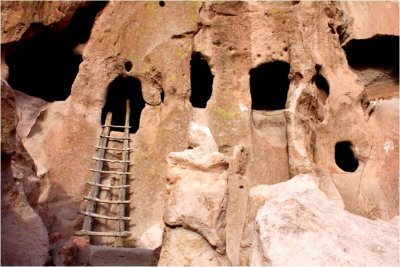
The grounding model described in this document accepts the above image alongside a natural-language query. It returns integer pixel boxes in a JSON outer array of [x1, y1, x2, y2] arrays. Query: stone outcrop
[[1, 81, 49, 266], [240, 174, 398, 266], [1, 1, 398, 266], [162, 121, 229, 258]]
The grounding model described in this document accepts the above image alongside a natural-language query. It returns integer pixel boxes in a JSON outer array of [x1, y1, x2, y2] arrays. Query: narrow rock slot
[[343, 35, 399, 100], [249, 61, 290, 111], [335, 141, 359, 172], [101, 76, 145, 133], [313, 64, 330, 104], [190, 53, 213, 108], [5, 2, 107, 102]]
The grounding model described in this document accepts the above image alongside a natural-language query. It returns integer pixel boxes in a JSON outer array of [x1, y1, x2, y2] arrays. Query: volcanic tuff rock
[[240, 174, 399, 266], [163, 121, 229, 254], [1, 1, 399, 266], [1, 81, 49, 266]]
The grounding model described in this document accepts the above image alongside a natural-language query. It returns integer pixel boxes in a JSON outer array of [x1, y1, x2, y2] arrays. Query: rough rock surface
[[138, 224, 164, 251], [1, 81, 49, 266], [158, 228, 231, 266], [163, 121, 229, 254], [1, 1, 398, 266], [240, 174, 398, 266], [1, 1, 86, 44]]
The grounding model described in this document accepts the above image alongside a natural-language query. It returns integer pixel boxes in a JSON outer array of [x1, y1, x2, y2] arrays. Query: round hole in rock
[[249, 61, 290, 110], [335, 141, 359, 172], [124, 61, 133, 72], [190, 52, 213, 108], [159, 1, 165, 7], [101, 76, 145, 133]]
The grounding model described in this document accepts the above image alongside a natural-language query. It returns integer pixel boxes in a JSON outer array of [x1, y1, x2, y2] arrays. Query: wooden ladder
[[76, 100, 131, 247]]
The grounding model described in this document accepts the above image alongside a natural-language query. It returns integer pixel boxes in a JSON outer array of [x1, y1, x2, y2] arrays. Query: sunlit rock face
[[1, 1, 398, 265]]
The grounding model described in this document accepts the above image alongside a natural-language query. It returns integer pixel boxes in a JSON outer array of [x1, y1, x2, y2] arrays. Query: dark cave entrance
[[343, 35, 399, 100], [5, 2, 107, 102], [190, 53, 213, 108], [335, 141, 359, 172], [101, 76, 145, 133], [343, 35, 399, 75], [249, 61, 290, 111]]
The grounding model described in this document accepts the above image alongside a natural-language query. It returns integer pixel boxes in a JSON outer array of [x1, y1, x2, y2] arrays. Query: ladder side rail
[[81, 112, 112, 238], [115, 99, 131, 247]]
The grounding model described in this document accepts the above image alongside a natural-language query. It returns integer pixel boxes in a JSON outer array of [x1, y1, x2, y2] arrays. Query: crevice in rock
[[160, 90, 165, 103], [5, 1, 107, 102], [101, 76, 145, 133], [249, 61, 290, 111], [343, 35, 399, 100], [335, 141, 359, 172], [190, 52, 213, 108], [312, 64, 329, 105]]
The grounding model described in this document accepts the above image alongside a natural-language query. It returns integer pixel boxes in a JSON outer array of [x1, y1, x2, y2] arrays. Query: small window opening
[[101, 76, 145, 133], [249, 61, 290, 110], [312, 65, 330, 105], [343, 35, 399, 100], [343, 35, 399, 75], [335, 141, 359, 172], [314, 65, 330, 95], [124, 61, 133, 72], [159, 1, 165, 7], [160, 90, 165, 103], [190, 53, 213, 108], [5, 2, 107, 102]]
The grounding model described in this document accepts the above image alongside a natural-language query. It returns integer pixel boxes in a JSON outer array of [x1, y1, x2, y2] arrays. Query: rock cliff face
[[1, 1, 398, 266]]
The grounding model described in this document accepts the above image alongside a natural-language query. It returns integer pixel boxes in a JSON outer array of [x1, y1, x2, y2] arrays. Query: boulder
[[1, 81, 49, 266], [240, 174, 399, 266]]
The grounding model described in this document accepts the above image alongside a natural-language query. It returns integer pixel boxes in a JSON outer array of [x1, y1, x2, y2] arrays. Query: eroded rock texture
[[1, 1, 398, 266], [240, 174, 398, 266]]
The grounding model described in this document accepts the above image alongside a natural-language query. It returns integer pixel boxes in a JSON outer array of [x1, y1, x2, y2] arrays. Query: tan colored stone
[[339, 2, 399, 41], [13, 89, 48, 141], [250, 179, 398, 266], [1, 1, 86, 44], [1, 1, 398, 265], [164, 122, 228, 253], [138, 224, 164, 250], [1, 81, 49, 266], [1, 80, 18, 155], [158, 227, 231, 266], [239, 173, 343, 265]]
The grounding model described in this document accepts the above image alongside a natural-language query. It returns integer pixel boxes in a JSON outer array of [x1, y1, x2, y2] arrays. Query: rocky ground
[[1, 1, 398, 266]]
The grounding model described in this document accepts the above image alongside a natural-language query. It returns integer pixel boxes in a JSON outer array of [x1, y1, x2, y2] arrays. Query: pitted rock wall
[[1, 1, 398, 266]]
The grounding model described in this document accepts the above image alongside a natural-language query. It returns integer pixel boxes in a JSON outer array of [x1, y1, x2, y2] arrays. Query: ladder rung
[[100, 135, 131, 141], [94, 146, 132, 151], [102, 125, 131, 129], [87, 182, 130, 188], [90, 169, 131, 175], [78, 211, 131, 221], [75, 230, 131, 237], [92, 157, 130, 163], [84, 197, 130, 204]]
